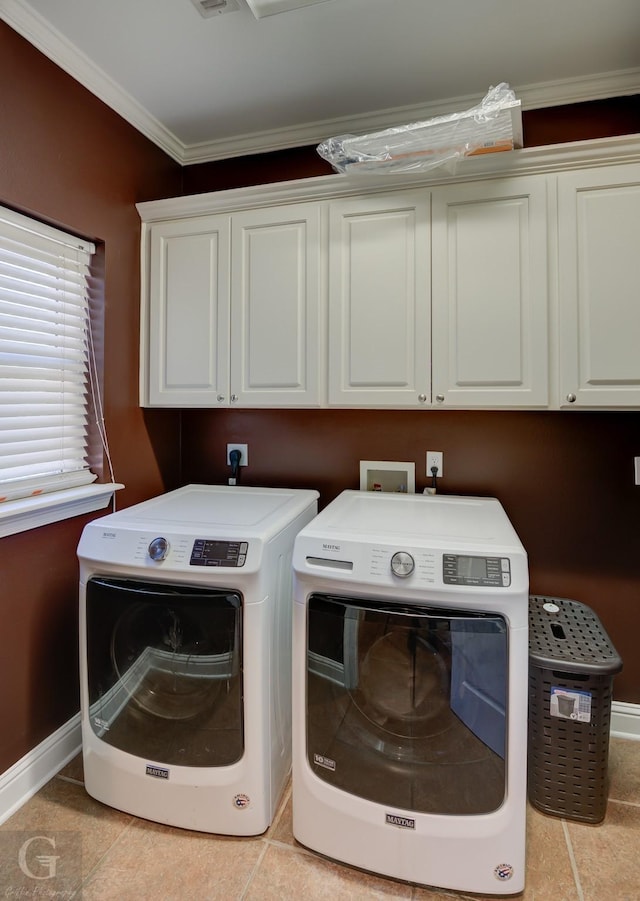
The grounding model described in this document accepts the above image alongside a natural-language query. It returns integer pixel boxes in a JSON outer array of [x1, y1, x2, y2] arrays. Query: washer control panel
[[189, 539, 248, 567], [148, 536, 170, 561], [443, 554, 511, 587], [369, 546, 437, 585], [390, 551, 415, 578]]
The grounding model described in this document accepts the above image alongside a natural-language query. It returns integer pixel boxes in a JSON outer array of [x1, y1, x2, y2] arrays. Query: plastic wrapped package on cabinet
[[317, 83, 522, 176]]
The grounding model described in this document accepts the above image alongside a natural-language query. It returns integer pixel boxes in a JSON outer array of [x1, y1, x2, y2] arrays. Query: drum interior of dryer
[[86, 577, 243, 767], [306, 594, 508, 815]]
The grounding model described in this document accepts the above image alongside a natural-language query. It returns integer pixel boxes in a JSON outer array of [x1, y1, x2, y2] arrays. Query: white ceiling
[[3, 0, 640, 165]]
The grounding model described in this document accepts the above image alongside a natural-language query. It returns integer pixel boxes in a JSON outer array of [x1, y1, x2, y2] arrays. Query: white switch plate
[[635, 457, 640, 485], [426, 451, 443, 478], [227, 443, 248, 466]]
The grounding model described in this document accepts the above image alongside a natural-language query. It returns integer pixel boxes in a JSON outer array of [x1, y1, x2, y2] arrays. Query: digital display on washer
[[190, 540, 248, 567], [443, 554, 510, 587]]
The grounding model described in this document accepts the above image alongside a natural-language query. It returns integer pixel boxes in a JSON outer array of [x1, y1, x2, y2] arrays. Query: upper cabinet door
[[558, 164, 640, 408], [431, 177, 549, 408], [147, 215, 230, 406], [328, 192, 431, 407], [230, 204, 323, 407]]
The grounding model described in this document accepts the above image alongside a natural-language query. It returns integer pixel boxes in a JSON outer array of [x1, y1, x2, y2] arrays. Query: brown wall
[[0, 23, 182, 772], [1, 17, 639, 778]]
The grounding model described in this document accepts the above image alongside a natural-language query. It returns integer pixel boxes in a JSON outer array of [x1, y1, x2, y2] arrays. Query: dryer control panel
[[190, 539, 248, 567]]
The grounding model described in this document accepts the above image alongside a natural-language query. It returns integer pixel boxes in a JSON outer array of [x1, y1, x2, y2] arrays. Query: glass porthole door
[[86, 577, 243, 767], [306, 594, 508, 815]]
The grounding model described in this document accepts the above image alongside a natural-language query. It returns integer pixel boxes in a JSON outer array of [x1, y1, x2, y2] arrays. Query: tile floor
[[1, 738, 638, 900]]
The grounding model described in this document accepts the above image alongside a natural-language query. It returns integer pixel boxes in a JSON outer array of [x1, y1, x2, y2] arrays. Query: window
[[0, 205, 120, 535]]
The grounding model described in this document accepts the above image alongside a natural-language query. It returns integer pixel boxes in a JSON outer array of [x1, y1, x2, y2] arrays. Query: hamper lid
[[529, 595, 623, 675]]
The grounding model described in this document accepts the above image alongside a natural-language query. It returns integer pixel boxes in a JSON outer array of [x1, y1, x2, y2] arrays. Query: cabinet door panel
[[148, 216, 230, 406], [558, 165, 640, 407], [432, 177, 548, 407], [329, 193, 430, 407], [231, 204, 322, 407]]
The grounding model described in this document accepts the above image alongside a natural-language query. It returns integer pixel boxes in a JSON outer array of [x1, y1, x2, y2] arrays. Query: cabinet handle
[[436, 394, 445, 404], [217, 394, 225, 403], [231, 394, 238, 403], [418, 394, 427, 404], [566, 393, 577, 404]]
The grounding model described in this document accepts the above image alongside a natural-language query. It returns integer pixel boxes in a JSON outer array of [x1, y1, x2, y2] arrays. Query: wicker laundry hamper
[[528, 595, 622, 824]]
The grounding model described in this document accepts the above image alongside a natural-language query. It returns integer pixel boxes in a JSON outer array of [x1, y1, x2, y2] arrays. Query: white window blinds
[[0, 205, 97, 503]]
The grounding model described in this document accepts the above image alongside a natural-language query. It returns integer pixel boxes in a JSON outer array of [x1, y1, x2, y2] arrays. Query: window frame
[[0, 205, 121, 537]]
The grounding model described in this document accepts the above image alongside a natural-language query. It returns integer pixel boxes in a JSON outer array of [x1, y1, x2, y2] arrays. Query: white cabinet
[[327, 180, 549, 410], [557, 164, 640, 407], [230, 205, 322, 407], [431, 177, 549, 407], [328, 192, 431, 407], [148, 214, 230, 406], [145, 204, 322, 407], [139, 139, 640, 411]]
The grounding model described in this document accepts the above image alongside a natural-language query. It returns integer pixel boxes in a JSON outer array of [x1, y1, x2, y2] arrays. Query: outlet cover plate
[[426, 451, 443, 478], [227, 443, 248, 466]]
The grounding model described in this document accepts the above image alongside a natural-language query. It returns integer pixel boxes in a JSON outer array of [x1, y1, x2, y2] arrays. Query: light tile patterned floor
[[1, 738, 638, 900]]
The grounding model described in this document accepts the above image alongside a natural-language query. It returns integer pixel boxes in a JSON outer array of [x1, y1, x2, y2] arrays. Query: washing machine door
[[85, 577, 243, 767], [306, 594, 508, 815]]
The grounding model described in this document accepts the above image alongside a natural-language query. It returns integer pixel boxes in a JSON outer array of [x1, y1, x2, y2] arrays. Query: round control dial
[[148, 537, 169, 561], [390, 551, 415, 578]]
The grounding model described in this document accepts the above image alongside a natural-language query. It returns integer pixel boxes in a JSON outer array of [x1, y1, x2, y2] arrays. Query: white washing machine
[[292, 490, 529, 895], [78, 483, 318, 835]]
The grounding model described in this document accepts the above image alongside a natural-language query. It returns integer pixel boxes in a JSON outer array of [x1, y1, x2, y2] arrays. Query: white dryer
[[78, 484, 318, 835], [292, 490, 529, 895]]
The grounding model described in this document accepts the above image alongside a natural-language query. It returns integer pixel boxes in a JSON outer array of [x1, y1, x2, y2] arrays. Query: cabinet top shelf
[[137, 134, 640, 223]]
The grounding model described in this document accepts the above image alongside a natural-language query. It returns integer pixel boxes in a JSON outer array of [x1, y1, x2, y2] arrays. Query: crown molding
[[516, 67, 640, 110], [3, 0, 640, 166]]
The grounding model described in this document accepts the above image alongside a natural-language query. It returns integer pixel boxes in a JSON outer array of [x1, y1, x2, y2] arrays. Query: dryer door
[[85, 577, 243, 766], [306, 593, 507, 815]]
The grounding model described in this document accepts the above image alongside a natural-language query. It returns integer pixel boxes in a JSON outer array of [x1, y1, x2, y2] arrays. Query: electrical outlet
[[426, 451, 443, 478], [227, 443, 248, 466]]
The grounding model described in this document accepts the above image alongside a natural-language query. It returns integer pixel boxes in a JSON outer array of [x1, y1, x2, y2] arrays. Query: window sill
[[0, 483, 125, 539]]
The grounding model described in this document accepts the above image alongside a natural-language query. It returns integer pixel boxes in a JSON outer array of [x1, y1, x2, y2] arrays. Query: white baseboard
[[611, 701, 640, 741], [0, 713, 81, 825], [0, 701, 637, 827]]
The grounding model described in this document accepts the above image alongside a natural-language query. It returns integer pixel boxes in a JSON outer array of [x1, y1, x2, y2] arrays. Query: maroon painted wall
[[0, 23, 182, 772]]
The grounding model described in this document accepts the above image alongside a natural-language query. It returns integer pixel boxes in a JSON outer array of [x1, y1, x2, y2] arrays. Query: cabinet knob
[[436, 394, 445, 404], [418, 394, 427, 404], [217, 394, 225, 403], [566, 393, 577, 404], [230, 394, 238, 403]]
